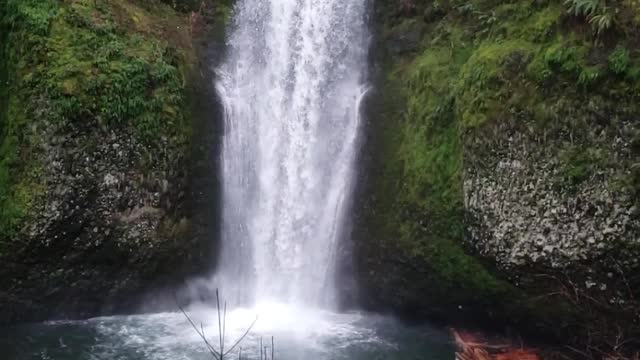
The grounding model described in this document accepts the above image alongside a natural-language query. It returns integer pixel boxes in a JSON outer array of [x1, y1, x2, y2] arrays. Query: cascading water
[[2, 3, 458, 358], [214, 0, 370, 307]]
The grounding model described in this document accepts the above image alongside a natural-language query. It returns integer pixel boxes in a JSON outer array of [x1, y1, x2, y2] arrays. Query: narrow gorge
[[0, 0, 639, 359]]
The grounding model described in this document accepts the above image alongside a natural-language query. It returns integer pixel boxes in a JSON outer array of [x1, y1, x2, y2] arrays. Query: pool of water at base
[[0, 302, 456, 360]]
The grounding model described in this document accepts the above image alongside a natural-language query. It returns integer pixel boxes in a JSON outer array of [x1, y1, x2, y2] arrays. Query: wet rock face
[[0, 118, 197, 324], [0, 0, 229, 325], [386, 22, 424, 55], [464, 114, 640, 279], [31, 122, 180, 250]]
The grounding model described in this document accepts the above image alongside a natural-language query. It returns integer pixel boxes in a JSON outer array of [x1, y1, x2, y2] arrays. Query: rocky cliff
[[0, 0, 229, 324], [355, 0, 640, 355]]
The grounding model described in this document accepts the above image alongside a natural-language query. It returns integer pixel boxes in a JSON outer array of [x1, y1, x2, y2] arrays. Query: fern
[[566, 0, 601, 16], [565, 0, 613, 34], [589, 12, 613, 34]]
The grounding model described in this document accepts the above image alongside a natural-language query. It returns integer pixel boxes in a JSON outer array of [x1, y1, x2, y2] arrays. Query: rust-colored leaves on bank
[[453, 330, 541, 360]]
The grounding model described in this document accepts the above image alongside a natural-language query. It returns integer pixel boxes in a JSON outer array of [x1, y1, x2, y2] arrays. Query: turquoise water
[[1, 303, 455, 360]]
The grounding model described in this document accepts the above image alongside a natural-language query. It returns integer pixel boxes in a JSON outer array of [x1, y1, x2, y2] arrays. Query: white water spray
[[213, 0, 370, 307]]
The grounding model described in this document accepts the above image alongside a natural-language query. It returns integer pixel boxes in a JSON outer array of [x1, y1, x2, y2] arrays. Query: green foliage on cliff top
[[0, 0, 196, 245], [18, 0, 193, 139]]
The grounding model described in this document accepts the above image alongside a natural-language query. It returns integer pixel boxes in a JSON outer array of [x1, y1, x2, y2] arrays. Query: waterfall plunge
[[214, 0, 369, 308]]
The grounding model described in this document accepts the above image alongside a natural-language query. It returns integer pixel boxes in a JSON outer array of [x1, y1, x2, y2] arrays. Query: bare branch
[[177, 304, 222, 360], [222, 301, 227, 356], [217, 289, 224, 358], [224, 316, 259, 357], [177, 289, 262, 360]]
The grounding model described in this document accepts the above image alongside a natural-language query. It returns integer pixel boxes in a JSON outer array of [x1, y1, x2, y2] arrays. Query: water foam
[[87, 305, 390, 360]]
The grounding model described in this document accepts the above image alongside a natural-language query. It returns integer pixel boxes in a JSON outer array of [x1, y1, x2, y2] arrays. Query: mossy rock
[[457, 40, 537, 128], [358, 0, 640, 354], [0, 0, 197, 243], [0, 0, 215, 323]]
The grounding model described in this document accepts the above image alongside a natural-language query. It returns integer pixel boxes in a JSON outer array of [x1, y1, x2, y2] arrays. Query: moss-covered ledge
[[355, 0, 640, 356]]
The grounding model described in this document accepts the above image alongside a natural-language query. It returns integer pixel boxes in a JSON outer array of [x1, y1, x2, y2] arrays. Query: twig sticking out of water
[[176, 289, 258, 360], [224, 315, 259, 356], [257, 336, 275, 360], [178, 305, 221, 358]]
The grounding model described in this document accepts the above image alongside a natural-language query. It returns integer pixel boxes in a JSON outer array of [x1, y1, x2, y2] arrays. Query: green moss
[[0, 98, 44, 247], [159, 0, 201, 12], [401, 43, 465, 212], [0, 0, 56, 247], [557, 145, 608, 187], [0, 0, 8, 136], [364, 12, 520, 311], [527, 4, 564, 41], [0, 1, 9, 252], [398, 39, 514, 300], [457, 40, 536, 128], [477, 2, 563, 43], [0, 0, 195, 245], [538, 40, 607, 86], [367, 0, 640, 340], [609, 45, 631, 75], [30, 0, 190, 141]]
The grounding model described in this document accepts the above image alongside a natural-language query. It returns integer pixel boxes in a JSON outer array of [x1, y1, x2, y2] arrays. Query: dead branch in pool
[[176, 289, 258, 360], [178, 305, 221, 359], [256, 336, 275, 360]]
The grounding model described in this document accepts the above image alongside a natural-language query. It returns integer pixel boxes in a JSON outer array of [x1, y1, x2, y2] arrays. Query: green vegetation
[[366, 0, 640, 346], [0, 0, 54, 248], [0, 0, 11, 252], [160, 0, 234, 25], [160, 0, 204, 12], [565, 0, 613, 34], [609, 45, 631, 75], [0, 0, 197, 246], [366, 7, 516, 310], [558, 145, 607, 187], [12, 0, 192, 139], [395, 40, 510, 300]]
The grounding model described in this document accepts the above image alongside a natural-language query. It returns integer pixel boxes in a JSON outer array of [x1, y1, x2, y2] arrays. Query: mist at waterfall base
[[1, 0, 459, 359]]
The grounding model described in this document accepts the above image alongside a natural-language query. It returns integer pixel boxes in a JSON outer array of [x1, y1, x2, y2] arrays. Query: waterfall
[[214, 0, 369, 307]]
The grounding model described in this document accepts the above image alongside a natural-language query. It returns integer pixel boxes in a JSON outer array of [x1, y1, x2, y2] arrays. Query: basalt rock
[[0, 106, 196, 324]]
